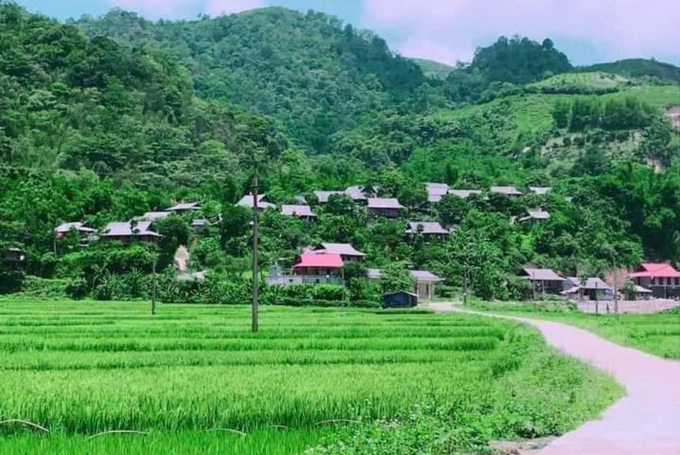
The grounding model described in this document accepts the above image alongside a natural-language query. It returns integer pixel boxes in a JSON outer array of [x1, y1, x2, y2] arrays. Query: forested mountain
[[76, 7, 430, 152], [1, 3, 680, 302], [580, 58, 680, 82]]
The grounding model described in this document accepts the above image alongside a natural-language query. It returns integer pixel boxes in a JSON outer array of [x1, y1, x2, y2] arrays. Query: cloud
[[109, 0, 264, 19], [362, 0, 680, 65]]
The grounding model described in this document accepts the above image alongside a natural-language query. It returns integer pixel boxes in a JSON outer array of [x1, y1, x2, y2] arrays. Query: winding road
[[429, 303, 680, 455]]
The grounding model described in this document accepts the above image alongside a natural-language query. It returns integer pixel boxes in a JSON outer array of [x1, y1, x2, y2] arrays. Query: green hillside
[[1, 2, 680, 304], [580, 58, 680, 82], [76, 7, 432, 152], [410, 58, 454, 79]]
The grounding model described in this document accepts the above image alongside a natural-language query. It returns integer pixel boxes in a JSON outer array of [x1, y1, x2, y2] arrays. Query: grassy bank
[[467, 300, 680, 359], [0, 299, 622, 454]]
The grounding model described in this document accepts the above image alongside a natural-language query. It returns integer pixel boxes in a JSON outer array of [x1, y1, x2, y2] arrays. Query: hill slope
[[77, 8, 431, 153], [579, 59, 680, 82]]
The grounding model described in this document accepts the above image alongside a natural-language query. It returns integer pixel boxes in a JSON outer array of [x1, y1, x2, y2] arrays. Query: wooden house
[[367, 198, 403, 218], [100, 221, 163, 245], [520, 267, 564, 294]]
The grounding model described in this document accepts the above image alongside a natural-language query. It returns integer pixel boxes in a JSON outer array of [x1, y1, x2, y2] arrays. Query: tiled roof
[[167, 202, 201, 212], [522, 268, 564, 281], [237, 194, 275, 209], [320, 243, 365, 257], [490, 186, 523, 196], [409, 270, 443, 282], [314, 191, 345, 203], [406, 222, 449, 235], [293, 253, 343, 269], [54, 222, 96, 234], [629, 263, 680, 279], [281, 205, 317, 217], [367, 268, 382, 280], [367, 198, 403, 210], [582, 277, 612, 290], [529, 187, 552, 195], [101, 221, 162, 238], [345, 186, 368, 201]]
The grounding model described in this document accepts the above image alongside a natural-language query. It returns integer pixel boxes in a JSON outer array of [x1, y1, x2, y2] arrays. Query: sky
[[15, 0, 680, 66]]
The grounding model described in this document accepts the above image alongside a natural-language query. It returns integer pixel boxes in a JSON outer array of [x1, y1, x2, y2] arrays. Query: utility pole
[[151, 260, 157, 316], [251, 174, 259, 333]]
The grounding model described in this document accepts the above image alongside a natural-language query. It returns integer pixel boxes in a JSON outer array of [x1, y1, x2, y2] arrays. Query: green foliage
[[579, 58, 680, 82], [470, 36, 572, 84]]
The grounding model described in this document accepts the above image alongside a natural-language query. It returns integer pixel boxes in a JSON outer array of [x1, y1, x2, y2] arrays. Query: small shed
[[383, 291, 419, 309], [409, 270, 443, 299]]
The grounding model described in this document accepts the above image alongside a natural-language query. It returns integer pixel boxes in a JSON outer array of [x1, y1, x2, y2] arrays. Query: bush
[[20, 276, 70, 298]]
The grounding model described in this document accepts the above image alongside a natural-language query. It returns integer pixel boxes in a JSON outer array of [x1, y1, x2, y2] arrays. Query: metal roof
[[409, 270, 443, 282], [367, 268, 382, 280], [293, 253, 343, 269], [519, 210, 551, 223], [582, 277, 612, 290], [237, 194, 275, 209], [629, 263, 680, 279], [320, 243, 365, 257], [314, 191, 345, 203], [101, 221, 162, 238], [522, 268, 564, 281], [529, 187, 552, 195], [345, 186, 368, 201], [191, 219, 209, 227], [54, 222, 96, 234], [368, 198, 403, 210], [490, 186, 523, 196], [167, 202, 200, 212], [406, 222, 449, 235], [281, 205, 317, 217]]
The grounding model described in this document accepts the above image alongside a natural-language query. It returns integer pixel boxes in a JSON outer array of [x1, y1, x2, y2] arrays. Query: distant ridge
[[579, 58, 680, 82]]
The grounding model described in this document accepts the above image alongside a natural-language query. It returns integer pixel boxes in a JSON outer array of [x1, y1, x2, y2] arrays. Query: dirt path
[[429, 303, 680, 455]]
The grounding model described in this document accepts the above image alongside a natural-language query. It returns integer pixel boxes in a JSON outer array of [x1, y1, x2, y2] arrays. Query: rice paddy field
[[0, 299, 622, 454]]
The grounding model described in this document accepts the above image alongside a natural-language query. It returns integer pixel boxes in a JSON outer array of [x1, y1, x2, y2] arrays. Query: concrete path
[[429, 303, 680, 455]]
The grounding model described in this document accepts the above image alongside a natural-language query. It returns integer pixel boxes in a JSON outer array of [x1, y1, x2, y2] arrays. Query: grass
[[467, 300, 680, 359], [0, 299, 623, 454]]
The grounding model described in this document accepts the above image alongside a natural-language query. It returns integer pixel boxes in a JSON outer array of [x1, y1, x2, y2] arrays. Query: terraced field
[[0, 299, 621, 454]]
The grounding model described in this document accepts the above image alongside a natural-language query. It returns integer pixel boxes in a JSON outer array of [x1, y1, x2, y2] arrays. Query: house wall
[[371, 208, 400, 218], [414, 281, 436, 299]]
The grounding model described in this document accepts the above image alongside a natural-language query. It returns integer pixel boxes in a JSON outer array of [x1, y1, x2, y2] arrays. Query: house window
[[675, 278, 679, 286], [668, 278, 673, 286], [650, 278, 655, 285]]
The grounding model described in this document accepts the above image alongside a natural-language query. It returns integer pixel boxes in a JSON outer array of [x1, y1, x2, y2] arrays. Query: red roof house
[[292, 253, 343, 277], [629, 263, 680, 298]]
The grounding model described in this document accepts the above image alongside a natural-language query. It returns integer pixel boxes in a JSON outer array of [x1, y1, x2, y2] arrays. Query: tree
[[380, 263, 412, 293]]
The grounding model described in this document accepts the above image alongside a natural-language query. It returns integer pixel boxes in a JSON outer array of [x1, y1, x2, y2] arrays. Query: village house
[[562, 277, 613, 301], [366, 268, 382, 280], [191, 219, 210, 232], [629, 263, 680, 299], [237, 194, 276, 211], [405, 221, 450, 239], [281, 205, 317, 221], [520, 267, 564, 294], [54, 222, 97, 241], [316, 243, 365, 263], [409, 270, 443, 300], [167, 202, 201, 213], [490, 186, 523, 197], [425, 183, 450, 203], [367, 198, 403, 218], [517, 209, 551, 225], [313, 190, 346, 204], [290, 252, 344, 283], [344, 186, 369, 203], [529, 187, 552, 196], [449, 189, 483, 199], [100, 221, 163, 245]]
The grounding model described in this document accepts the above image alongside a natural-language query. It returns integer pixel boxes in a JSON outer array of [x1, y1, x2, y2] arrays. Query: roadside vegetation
[[467, 300, 680, 359], [0, 299, 622, 454]]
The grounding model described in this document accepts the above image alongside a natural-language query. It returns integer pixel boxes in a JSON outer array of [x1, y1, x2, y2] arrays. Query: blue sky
[[15, 0, 680, 66]]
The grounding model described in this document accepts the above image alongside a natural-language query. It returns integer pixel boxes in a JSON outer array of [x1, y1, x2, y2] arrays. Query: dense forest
[[1, 2, 679, 303]]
